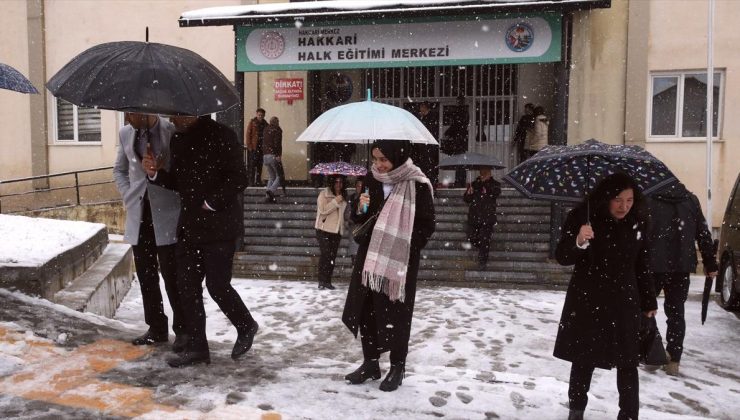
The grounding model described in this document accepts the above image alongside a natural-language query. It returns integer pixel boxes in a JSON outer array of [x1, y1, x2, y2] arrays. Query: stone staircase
[[0, 222, 134, 317], [237, 187, 571, 289]]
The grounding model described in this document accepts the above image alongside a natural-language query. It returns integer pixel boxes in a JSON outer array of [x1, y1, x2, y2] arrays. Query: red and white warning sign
[[274, 78, 304, 104]]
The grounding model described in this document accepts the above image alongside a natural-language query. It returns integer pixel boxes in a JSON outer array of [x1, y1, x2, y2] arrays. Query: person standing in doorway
[[463, 167, 502, 269], [513, 103, 535, 163], [412, 101, 440, 188], [114, 113, 185, 351], [523, 106, 549, 159], [145, 115, 258, 368], [245, 108, 267, 186], [262, 116, 283, 203], [647, 182, 718, 376], [442, 95, 469, 187], [315, 175, 347, 290]]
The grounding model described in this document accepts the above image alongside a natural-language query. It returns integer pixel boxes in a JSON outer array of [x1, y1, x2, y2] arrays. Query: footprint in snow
[[456, 392, 473, 404], [510, 391, 526, 409]]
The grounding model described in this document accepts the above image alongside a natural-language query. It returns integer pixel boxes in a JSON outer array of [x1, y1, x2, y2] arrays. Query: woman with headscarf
[[554, 173, 658, 420], [314, 174, 347, 290], [341, 140, 436, 392]]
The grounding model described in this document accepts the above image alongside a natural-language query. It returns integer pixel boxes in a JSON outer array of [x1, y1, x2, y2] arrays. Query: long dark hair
[[325, 174, 347, 199], [582, 172, 646, 224]]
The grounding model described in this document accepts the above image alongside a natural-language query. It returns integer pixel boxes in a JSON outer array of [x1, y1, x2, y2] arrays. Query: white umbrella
[[296, 97, 437, 145]]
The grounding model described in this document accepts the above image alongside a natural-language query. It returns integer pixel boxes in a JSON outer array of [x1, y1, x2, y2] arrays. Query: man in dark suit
[[145, 115, 258, 367], [412, 101, 440, 188]]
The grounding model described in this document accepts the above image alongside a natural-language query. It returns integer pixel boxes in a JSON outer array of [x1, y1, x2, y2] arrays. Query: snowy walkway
[[110, 277, 740, 419]]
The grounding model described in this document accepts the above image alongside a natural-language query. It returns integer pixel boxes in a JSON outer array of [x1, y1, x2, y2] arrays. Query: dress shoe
[[172, 334, 189, 353], [324, 283, 336, 290], [568, 409, 584, 420], [345, 359, 381, 384], [167, 351, 210, 368], [232, 321, 259, 360], [379, 362, 405, 392], [131, 329, 168, 346]]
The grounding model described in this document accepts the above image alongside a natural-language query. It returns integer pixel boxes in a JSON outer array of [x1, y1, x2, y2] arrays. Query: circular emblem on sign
[[505, 23, 534, 52], [259, 31, 285, 59], [326, 73, 353, 104]]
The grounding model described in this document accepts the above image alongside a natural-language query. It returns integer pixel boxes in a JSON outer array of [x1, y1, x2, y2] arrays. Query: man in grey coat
[[113, 113, 185, 351]]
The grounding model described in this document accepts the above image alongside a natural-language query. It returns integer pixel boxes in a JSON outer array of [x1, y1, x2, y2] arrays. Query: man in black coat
[[411, 101, 440, 188], [647, 183, 718, 375], [144, 116, 258, 367], [463, 168, 502, 268]]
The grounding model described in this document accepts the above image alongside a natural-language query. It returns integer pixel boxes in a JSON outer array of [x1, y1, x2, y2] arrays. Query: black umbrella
[[503, 139, 678, 203], [0, 63, 38, 94], [47, 41, 238, 116], [701, 239, 719, 325], [438, 152, 505, 170]]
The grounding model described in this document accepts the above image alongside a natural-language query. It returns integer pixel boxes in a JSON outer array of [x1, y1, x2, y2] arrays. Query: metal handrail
[[0, 166, 116, 213]]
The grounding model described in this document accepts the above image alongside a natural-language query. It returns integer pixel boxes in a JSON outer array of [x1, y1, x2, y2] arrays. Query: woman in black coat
[[554, 173, 658, 420], [341, 140, 435, 392], [463, 167, 502, 268]]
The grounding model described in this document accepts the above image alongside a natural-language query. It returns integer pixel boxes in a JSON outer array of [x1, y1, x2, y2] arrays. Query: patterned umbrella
[[0, 63, 38, 94], [309, 162, 367, 177], [503, 139, 678, 203]]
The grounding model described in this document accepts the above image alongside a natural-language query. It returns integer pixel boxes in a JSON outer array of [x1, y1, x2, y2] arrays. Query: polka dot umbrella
[[503, 139, 678, 203]]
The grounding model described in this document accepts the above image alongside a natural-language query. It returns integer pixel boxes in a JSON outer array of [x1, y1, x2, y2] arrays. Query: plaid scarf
[[362, 159, 432, 302]]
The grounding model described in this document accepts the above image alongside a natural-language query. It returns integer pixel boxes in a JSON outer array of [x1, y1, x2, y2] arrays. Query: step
[[53, 243, 135, 318], [0, 226, 109, 299]]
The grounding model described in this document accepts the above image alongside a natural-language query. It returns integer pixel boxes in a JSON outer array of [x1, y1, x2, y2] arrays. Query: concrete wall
[[0, 0, 34, 181], [628, 0, 740, 226], [567, 1, 630, 146]]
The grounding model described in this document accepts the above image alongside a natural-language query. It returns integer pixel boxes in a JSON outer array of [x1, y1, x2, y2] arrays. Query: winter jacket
[[463, 177, 502, 228], [554, 205, 657, 369], [245, 117, 267, 151], [524, 114, 548, 152], [315, 189, 347, 235], [647, 184, 718, 273], [263, 124, 282, 156]]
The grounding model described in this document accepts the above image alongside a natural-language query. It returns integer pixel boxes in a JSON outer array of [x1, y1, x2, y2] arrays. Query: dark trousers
[[359, 296, 407, 364], [316, 229, 341, 286], [569, 363, 639, 419], [131, 197, 183, 336], [469, 222, 495, 264], [655, 272, 690, 362], [454, 167, 467, 188], [176, 239, 254, 353], [247, 149, 263, 186]]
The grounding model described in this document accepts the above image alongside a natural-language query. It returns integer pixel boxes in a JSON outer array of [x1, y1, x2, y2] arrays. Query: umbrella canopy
[[503, 139, 678, 203], [438, 152, 505, 170], [0, 63, 38, 94], [309, 161, 367, 177], [46, 41, 238, 116], [296, 100, 437, 145]]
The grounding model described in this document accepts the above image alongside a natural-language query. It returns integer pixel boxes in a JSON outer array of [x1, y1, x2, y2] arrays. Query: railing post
[[75, 172, 81, 205]]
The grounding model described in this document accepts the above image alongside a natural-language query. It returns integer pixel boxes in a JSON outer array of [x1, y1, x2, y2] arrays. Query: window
[[54, 98, 101, 143], [649, 71, 723, 139]]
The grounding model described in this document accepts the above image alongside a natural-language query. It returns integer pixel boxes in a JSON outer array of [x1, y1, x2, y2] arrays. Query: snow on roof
[[180, 0, 607, 23]]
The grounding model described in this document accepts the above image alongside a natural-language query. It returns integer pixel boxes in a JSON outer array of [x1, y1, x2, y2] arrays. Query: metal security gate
[[363, 65, 518, 180]]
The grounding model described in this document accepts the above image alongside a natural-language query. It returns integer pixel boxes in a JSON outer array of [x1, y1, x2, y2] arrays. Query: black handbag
[[351, 213, 378, 243], [639, 315, 668, 366]]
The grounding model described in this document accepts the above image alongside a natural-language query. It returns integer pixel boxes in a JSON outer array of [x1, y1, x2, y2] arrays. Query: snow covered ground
[[110, 276, 740, 420], [0, 214, 104, 267]]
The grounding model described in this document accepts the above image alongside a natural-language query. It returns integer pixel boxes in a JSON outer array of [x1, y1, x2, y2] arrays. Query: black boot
[[568, 409, 584, 420], [232, 320, 259, 360], [131, 329, 168, 346], [345, 360, 381, 384], [379, 362, 405, 392], [324, 282, 336, 290], [167, 350, 210, 368]]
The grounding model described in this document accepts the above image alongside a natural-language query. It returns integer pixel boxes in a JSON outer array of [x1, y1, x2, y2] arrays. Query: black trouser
[[131, 197, 183, 336], [316, 229, 341, 286], [569, 363, 639, 419], [655, 272, 690, 362], [469, 222, 495, 264], [176, 239, 254, 353], [247, 149, 263, 186], [359, 296, 407, 364], [454, 167, 467, 188]]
